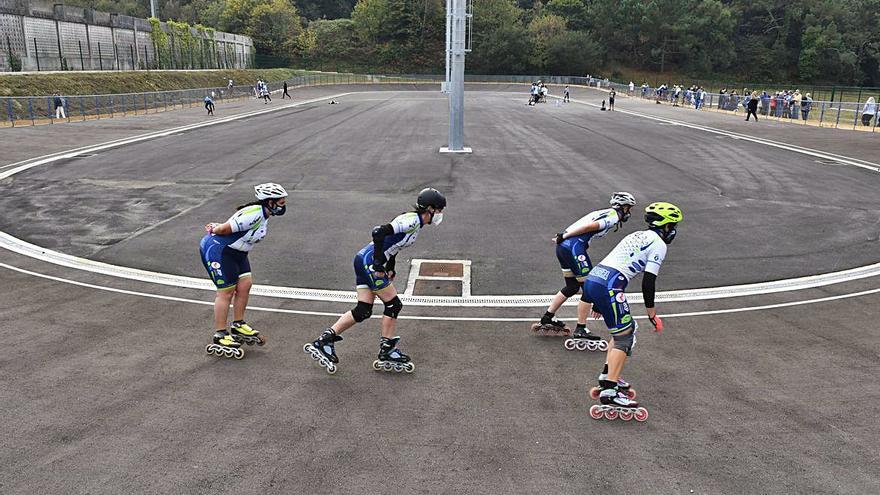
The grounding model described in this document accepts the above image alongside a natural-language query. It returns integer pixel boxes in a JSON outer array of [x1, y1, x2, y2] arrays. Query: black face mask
[[619, 209, 631, 223], [663, 227, 677, 244], [268, 203, 286, 216]]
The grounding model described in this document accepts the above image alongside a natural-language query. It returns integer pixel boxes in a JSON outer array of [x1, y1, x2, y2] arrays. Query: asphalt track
[[1, 83, 879, 494]]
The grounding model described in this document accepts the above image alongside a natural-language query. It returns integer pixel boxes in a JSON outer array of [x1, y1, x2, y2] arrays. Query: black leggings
[[746, 109, 758, 121]]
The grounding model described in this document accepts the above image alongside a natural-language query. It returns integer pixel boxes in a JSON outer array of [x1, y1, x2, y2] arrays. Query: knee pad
[[383, 296, 403, 319], [560, 277, 581, 298], [611, 328, 637, 356], [351, 301, 373, 322]]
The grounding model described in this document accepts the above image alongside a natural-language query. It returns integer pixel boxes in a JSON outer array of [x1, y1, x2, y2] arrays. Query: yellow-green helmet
[[645, 202, 683, 227]]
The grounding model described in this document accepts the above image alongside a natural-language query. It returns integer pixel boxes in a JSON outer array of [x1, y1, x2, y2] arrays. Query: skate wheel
[[383, 362, 393, 371], [233, 349, 244, 360], [326, 363, 337, 375], [530, 323, 542, 333], [589, 405, 604, 420], [619, 409, 634, 421], [223, 349, 234, 358], [563, 339, 576, 350], [393, 364, 404, 373], [604, 408, 619, 420], [589, 387, 601, 400], [598, 340, 609, 351], [404, 363, 415, 373], [205, 344, 214, 355], [256, 336, 266, 346], [303, 344, 311, 353], [634, 408, 649, 422], [575, 341, 588, 351], [372, 360, 382, 371], [586, 341, 598, 351]]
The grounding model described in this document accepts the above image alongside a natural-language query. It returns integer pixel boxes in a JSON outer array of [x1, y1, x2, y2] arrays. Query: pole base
[[439, 146, 472, 154]]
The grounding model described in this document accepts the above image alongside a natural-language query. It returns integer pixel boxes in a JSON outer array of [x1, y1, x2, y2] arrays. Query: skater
[[529, 83, 539, 105], [609, 89, 616, 111], [304, 188, 447, 374], [53, 92, 66, 120], [200, 183, 289, 359], [260, 81, 271, 104], [531, 192, 637, 347], [204, 94, 215, 115], [282, 80, 291, 99], [563, 85, 570, 103], [584, 202, 682, 422]]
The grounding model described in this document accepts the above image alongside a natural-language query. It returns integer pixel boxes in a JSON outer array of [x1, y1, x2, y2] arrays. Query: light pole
[[440, 0, 472, 153]]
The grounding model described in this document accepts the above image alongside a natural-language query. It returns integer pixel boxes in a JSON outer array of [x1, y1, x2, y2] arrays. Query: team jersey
[[371, 211, 424, 260], [597, 229, 667, 281], [209, 205, 268, 252], [564, 208, 621, 246]]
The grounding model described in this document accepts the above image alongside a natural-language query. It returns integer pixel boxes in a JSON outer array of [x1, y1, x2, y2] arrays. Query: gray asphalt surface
[[1, 82, 879, 494]]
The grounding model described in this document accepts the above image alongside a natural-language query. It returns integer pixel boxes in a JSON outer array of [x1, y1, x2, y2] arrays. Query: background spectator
[[801, 93, 812, 121], [862, 97, 876, 126], [53, 92, 66, 120]]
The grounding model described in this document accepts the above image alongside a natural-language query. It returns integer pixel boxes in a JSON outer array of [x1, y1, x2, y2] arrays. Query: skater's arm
[[205, 222, 232, 235], [371, 224, 394, 270], [562, 220, 604, 239], [641, 272, 657, 309]]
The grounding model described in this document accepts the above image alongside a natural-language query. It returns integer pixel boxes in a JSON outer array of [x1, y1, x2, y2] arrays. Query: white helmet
[[254, 183, 288, 200], [609, 191, 636, 208]]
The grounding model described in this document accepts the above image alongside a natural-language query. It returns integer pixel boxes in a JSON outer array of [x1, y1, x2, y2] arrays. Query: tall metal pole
[[150, 0, 158, 18], [441, 0, 471, 153]]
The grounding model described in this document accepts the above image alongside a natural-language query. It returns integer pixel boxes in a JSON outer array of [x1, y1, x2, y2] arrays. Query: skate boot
[[372, 336, 415, 373], [303, 328, 343, 374], [230, 320, 266, 346], [530, 312, 572, 337], [564, 326, 608, 351], [589, 382, 648, 422], [205, 330, 244, 360], [589, 373, 636, 400]]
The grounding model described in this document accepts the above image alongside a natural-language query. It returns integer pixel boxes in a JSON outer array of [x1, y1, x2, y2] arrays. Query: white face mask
[[432, 212, 444, 226]]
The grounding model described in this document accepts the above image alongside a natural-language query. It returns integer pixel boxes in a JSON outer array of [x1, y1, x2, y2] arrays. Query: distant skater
[[204, 95, 215, 115], [282, 81, 291, 99]]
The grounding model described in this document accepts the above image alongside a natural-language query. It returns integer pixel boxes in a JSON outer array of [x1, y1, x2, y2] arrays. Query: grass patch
[[0, 68, 307, 97]]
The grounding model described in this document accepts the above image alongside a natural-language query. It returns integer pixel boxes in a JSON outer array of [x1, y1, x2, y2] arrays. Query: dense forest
[[63, 0, 880, 86]]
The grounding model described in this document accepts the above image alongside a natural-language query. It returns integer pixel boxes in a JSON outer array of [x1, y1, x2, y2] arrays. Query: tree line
[[63, 0, 880, 86]]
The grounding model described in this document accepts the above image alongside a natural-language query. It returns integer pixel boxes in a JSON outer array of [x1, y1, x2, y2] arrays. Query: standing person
[[204, 94, 215, 115], [861, 97, 876, 126], [540, 83, 548, 102], [745, 91, 759, 121], [304, 188, 447, 375], [529, 83, 538, 105], [563, 85, 570, 103], [629, 81, 635, 95], [791, 90, 801, 119], [585, 202, 683, 422], [53, 92, 66, 120], [227, 78, 234, 95], [801, 93, 812, 121], [531, 192, 637, 350], [201, 183, 289, 359], [282, 80, 291, 99], [761, 91, 771, 115], [609, 89, 616, 110], [260, 81, 271, 103]]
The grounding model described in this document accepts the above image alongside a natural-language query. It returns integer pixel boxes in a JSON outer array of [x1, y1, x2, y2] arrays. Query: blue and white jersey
[[208, 205, 268, 252], [563, 208, 621, 246], [597, 229, 667, 281], [361, 211, 424, 259]]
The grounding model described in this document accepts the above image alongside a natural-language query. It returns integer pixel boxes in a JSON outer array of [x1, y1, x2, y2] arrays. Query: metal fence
[[3, 72, 878, 133]]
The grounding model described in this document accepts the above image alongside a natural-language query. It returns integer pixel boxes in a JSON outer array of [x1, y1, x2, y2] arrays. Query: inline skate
[[530, 312, 572, 337], [564, 326, 608, 351], [589, 381, 648, 422], [230, 320, 266, 346], [205, 330, 244, 360], [589, 373, 636, 399], [372, 336, 415, 373], [303, 328, 342, 374]]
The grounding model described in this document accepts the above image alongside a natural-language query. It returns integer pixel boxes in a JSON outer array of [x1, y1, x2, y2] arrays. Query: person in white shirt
[[582, 202, 682, 421]]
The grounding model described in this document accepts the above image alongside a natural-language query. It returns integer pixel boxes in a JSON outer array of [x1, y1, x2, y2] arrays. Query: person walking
[[563, 85, 570, 103], [53, 92, 66, 120], [801, 93, 813, 121], [746, 91, 759, 121], [282, 80, 291, 99], [303, 188, 447, 375], [201, 183, 289, 359], [861, 97, 876, 126]]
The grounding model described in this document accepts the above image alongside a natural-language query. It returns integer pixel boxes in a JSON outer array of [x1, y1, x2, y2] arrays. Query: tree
[[469, 0, 531, 73]]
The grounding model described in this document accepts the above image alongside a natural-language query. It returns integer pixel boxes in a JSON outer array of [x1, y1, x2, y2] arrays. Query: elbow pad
[[642, 272, 657, 308]]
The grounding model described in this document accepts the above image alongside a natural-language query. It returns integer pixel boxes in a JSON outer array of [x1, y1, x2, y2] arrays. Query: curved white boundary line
[[1, 88, 879, 309], [3, 262, 878, 321]]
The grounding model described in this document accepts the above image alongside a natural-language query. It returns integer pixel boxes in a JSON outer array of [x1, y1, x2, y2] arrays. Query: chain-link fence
[[3, 72, 878, 133]]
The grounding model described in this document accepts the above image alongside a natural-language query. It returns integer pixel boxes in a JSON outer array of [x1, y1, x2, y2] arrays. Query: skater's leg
[[332, 288, 375, 335], [605, 328, 635, 381], [577, 298, 591, 325], [377, 286, 402, 339], [232, 275, 252, 321], [213, 287, 235, 330]]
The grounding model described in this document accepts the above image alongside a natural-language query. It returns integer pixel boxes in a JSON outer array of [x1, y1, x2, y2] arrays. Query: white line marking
[[4, 261, 878, 322]]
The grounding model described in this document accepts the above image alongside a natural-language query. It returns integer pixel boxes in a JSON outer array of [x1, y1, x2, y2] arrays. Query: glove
[[648, 314, 663, 333], [555, 233, 566, 245], [371, 262, 386, 275], [387, 270, 396, 281]]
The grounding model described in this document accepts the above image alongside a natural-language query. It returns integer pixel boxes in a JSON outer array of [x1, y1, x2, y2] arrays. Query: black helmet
[[416, 188, 446, 211]]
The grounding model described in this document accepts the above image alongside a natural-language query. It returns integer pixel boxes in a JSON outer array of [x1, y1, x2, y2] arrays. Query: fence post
[[79, 96, 84, 121], [114, 43, 119, 70], [143, 44, 148, 69], [122, 94, 126, 116], [33, 38, 40, 71], [94, 95, 99, 119], [853, 103, 861, 129], [78, 40, 84, 70], [47, 96, 53, 122], [55, 19, 63, 69], [129, 44, 135, 70], [835, 103, 842, 128], [28, 98, 34, 125], [97, 43, 102, 70], [818, 102, 826, 127], [6, 99, 13, 127]]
